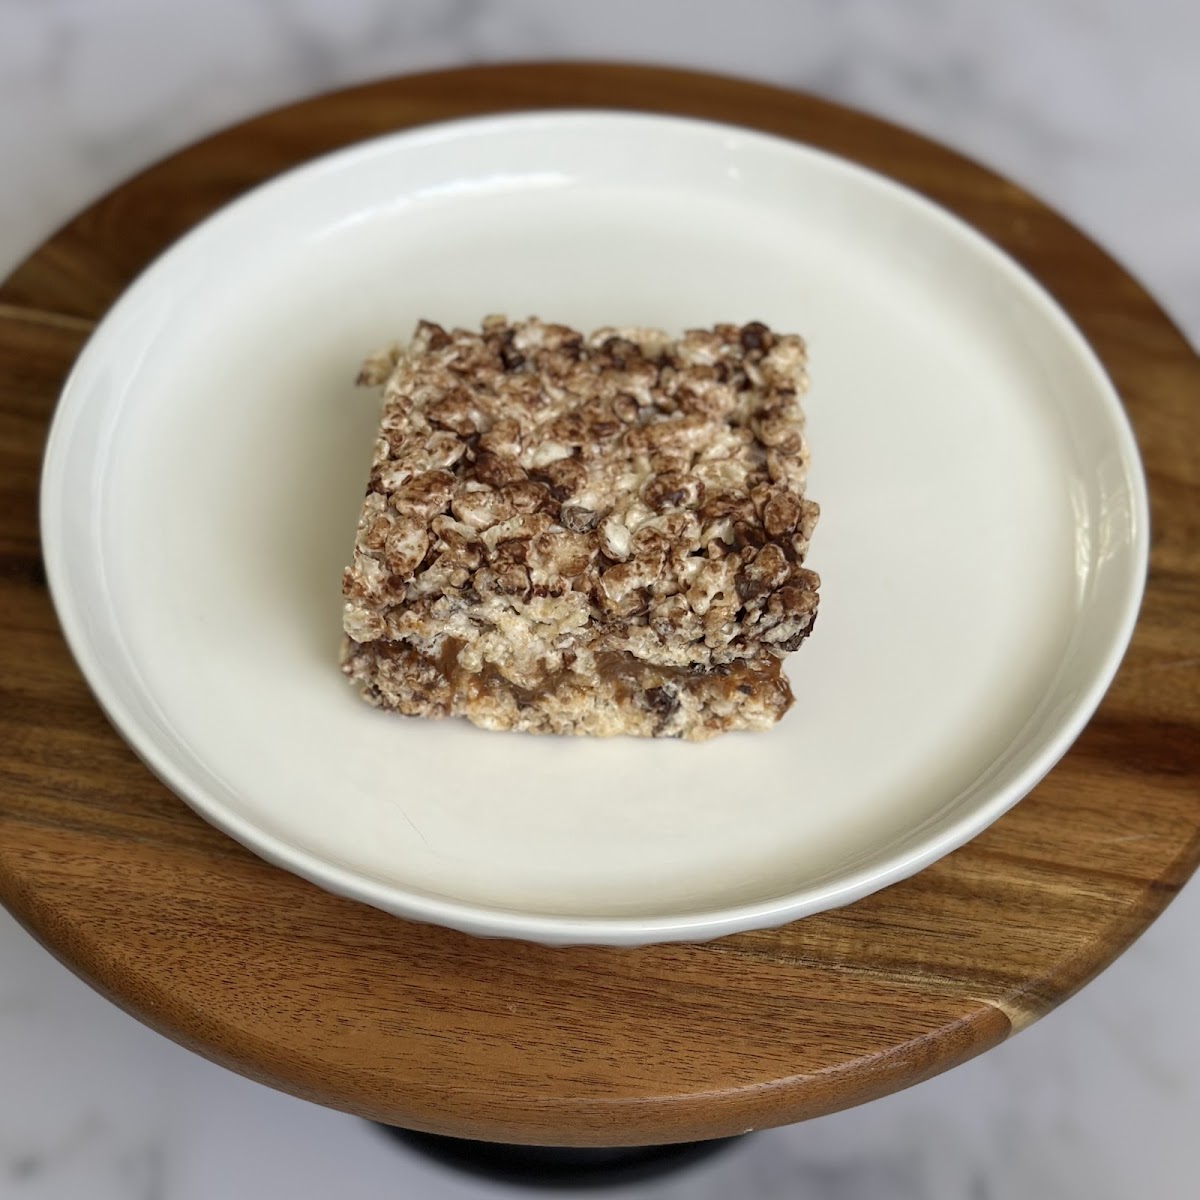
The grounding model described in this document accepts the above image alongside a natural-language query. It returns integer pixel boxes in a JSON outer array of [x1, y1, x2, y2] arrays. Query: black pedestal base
[[379, 1126, 741, 1190]]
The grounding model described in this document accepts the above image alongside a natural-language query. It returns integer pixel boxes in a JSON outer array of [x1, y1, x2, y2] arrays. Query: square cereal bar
[[341, 317, 820, 740]]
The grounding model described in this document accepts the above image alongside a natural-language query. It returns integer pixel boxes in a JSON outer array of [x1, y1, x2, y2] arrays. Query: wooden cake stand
[[2, 66, 1197, 1180]]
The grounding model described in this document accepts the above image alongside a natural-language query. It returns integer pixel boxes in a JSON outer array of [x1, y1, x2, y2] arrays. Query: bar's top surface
[[342, 317, 821, 683]]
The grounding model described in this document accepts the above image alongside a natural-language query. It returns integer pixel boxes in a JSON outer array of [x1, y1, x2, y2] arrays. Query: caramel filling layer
[[368, 636, 792, 721]]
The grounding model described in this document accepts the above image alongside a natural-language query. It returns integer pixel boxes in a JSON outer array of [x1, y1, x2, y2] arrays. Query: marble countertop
[[1, 2, 1197, 1198]]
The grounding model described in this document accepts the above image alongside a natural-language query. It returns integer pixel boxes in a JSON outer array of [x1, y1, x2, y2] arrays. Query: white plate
[[41, 112, 1148, 945]]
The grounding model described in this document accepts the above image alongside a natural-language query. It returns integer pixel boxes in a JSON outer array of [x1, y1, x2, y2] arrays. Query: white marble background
[[1, 2, 1197, 1198]]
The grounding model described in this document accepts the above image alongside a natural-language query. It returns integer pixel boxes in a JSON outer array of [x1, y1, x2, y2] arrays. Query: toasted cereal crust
[[341, 317, 819, 739]]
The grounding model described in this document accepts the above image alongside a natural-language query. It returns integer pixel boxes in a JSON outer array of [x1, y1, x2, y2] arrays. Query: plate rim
[[39, 107, 1151, 945]]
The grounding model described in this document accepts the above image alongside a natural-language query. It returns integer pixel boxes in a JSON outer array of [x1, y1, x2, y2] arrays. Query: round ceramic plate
[[41, 111, 1147, 946]]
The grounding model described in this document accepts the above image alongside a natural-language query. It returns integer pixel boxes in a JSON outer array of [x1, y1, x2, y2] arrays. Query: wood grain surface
[[2, 64, 1198, 1148]]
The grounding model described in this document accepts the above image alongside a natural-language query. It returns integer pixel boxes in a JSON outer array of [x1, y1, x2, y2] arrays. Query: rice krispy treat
[[340, 316, 820, 740]]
